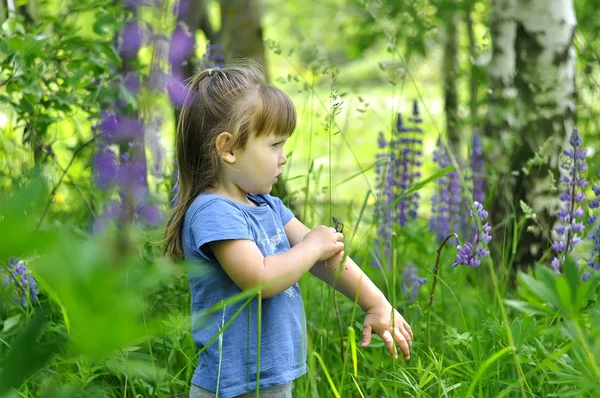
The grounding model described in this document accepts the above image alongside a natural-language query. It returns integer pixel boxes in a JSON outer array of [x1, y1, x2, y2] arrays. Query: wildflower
[[2, 257, 39, 307], [168, 23, 195, 66], [452, 202, 492, 267], [402, 262, 427, 304], [551, 129, 588, 273], [394, 102, 424, 226], [585, 180, 600, 280], [201, 43, 226, 69], [92, 147, 118, 190], [118, 21, 143, 57], [98, 112, 144, 143], [124, 72, 140, 95], [373, 131, 393, 268], [430, 138, 453, 242]]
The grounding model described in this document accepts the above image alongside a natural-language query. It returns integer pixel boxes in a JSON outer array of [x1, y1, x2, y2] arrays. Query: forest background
[[1, 0, 600, 397]]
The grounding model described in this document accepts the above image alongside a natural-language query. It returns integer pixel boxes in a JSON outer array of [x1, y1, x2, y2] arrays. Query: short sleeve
[[189, 199, 253, 261], [270, 196, 295, 226]]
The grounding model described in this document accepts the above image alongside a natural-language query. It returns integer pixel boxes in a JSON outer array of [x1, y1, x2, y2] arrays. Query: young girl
[[164, 65, 413, 398]]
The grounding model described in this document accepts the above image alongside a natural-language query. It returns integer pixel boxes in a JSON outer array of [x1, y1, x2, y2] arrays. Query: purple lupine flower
[[393, 102, 424, 226], [373, 131, 393, 268], [470, 130, 485, 206], [168, 23, 195, 66], [117, 156, 149, 204], [407, 100, 423, 219], [551, 129, 588, 273], [92, 147, 119, 189], [394, 114, 412, 227], [201, 43, 225, 69], [98, 112, 144, 143], [2, 257, 39, 307], [430, 138, 464, 242], [430, 138, 452, 242], [585, 180, 600, 280], [402, 262, 427, 304], [167, 75, 191, 106], [119, 21, 144, 56], [124, 72, 140, 94], [452, 201, 492, 267]]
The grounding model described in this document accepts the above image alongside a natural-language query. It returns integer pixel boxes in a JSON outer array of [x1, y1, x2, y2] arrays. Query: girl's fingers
[[404, 321, 414, 340], [362, 324, 373, 348], [382, 330, 398, 359], [393, 328, 411, 360], [396, 325, 412, 349], [335, 232, 344, 241]]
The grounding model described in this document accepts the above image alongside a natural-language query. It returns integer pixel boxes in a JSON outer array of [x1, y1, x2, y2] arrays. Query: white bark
[[485, 0, 577, 265], [515, 0, 576, 137], [485, 0, 518, 174]]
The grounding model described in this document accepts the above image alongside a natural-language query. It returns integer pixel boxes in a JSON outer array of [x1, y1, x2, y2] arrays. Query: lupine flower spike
[[585, 177, 600, 280], [394, 103, 423, 226], [551, 129, 588, 274], [430, 139, 453, 242], [2, 257, 39, 307], [452, 201, 492, 267], [373, 131, 393, 268], [402, 262, 427, 304]]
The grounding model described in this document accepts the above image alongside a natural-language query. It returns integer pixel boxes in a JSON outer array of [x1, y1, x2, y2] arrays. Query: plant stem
[[427, 233, 458, 346]]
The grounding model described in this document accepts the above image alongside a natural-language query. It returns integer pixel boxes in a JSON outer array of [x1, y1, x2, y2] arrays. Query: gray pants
[[189, 382, 293, 398]]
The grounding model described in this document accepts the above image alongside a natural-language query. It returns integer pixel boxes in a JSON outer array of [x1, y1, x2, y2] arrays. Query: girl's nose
[[280, 154, 288, 165]]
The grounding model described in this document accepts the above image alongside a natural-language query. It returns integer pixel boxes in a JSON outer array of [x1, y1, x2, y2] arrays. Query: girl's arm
[[284, 217, 413, 360], [208, 225, 343, 299]]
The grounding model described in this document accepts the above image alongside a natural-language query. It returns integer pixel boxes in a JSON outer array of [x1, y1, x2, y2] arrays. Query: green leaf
[[577, 272, 600, 309], [391, 166, 455, 208], [504, 299, 556, 316], [518, 271, 561, 309], [562, 258, 580, 306], [555, 276, 572, 314], [1, 314, 21, 333], [0, 306, 62, 395], [0, 173, 55, 261]]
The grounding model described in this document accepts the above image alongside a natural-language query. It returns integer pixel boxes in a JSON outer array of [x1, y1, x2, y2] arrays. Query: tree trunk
[[485, 0, 577, 269], [464, 0, 479, 126], [442, 0, 460, 150], [219, 0, 268, 78]]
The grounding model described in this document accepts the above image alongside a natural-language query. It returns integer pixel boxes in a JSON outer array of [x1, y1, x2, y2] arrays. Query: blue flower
[[2, 257, 39, 307], [452, 202, 492, 267], [586, 177, 600, 278], [551, 129, 588, 273], [402, 262, 427, 304]]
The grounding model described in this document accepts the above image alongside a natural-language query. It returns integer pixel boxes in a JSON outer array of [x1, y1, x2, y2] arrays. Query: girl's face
[[230, 133, 289, 195]]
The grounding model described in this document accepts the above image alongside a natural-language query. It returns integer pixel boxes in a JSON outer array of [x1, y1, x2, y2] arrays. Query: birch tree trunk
[[485, 0, 577, 268]]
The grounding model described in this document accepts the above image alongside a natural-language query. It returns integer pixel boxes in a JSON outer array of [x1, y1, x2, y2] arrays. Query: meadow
[[1, 0, 600, 397]]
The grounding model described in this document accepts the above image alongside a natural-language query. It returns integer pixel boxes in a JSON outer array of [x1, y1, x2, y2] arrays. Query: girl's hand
[[325, 249, 345, 271], [361, 300, 413, 360], [303, 225, 344, 261]]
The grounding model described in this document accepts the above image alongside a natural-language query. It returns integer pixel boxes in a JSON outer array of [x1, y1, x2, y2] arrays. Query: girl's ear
[[215, 132, 236, 163]]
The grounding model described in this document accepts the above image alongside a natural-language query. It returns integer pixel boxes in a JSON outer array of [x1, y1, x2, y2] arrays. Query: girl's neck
[[208, 182, 256, 207]]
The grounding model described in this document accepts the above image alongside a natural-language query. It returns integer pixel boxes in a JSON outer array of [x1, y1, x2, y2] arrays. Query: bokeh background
[[1, 0, 600, 397]]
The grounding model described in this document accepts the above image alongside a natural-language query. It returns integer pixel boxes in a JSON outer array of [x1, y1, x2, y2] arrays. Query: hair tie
[[208, 69, 213, 76]]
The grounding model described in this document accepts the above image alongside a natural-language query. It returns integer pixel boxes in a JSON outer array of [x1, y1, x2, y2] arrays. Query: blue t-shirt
[[182, 192, 307, 397]]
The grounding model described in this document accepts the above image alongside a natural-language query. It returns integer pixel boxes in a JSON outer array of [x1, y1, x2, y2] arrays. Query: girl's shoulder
[[188, 192, 235, 214]]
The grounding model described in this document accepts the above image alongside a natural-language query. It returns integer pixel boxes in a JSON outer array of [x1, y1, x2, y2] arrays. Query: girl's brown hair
[[164, 63, 296, 259]]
